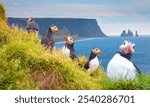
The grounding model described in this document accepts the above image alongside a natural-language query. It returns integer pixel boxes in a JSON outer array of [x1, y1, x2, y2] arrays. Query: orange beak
[[55, 29, 61, 34], [99, 52, 102, 56], [124, 45, 131, 54], [63, 36, 68, 41]]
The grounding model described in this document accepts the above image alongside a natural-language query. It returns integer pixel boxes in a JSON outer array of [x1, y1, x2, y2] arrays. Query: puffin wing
[[41, 36, 48, 44], [33, 21, 39, 31], [70, 51, 79, 61], [26, 21, 39, 31], [133, 64, 141, 75]]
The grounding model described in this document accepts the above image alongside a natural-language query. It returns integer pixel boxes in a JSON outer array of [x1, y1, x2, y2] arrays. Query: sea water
[[56, 37, 150, 73]]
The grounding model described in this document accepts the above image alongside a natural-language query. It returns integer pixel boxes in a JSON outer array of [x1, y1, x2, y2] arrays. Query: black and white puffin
[[26, 17, 39, 35], [107, 40, 141, 80], [84, 48, 102, 74], [41, 24, 61, 51], [62, 36, 78, 60]]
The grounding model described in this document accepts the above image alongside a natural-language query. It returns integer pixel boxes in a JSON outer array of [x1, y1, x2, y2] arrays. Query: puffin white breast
[[107, 53, 137, 80], [62, 46, 70, 57], [87, 57, 99, 74]]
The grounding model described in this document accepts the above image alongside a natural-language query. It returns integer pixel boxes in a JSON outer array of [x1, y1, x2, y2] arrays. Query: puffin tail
[[78, 63, 84, 68], [134, 64, 141, 75]]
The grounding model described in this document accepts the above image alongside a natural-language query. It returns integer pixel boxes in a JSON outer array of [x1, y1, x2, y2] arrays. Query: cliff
[[7, 18, 106, 38]]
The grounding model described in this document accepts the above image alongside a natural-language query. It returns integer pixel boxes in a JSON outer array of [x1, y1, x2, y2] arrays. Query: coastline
[[56, 37, 109, 44], [56, 37, 101, 44]]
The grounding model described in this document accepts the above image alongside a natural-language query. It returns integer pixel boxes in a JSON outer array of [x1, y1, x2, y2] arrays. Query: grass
[[0, 17, 105, 89], [0, 4, 150, 90], [0, 3, 6, 22], [101, 74, 150, 90]]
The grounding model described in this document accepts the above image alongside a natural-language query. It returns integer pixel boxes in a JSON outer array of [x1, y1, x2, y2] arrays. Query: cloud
[[5, 3, 123, 18], [100, 22, 150, 36], [2, 0, 150, 35]]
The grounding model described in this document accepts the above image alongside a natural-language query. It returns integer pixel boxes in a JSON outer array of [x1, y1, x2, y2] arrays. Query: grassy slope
[[0, 19, 106, 89], [1, 21, 150, 90], [0, 3, 6, 22]]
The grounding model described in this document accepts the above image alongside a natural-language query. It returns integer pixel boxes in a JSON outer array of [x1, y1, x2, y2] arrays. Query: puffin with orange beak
[[107, 40, 141, 80], [62, 36, 79, 60], [41, 24, 61, 51], [84, 48, 102, 75], [26, 17, 39, 35]]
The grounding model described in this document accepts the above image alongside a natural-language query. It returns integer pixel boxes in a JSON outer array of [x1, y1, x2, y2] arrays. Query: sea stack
[[135, 31, 139, 37], [121, 29, 134, 37]]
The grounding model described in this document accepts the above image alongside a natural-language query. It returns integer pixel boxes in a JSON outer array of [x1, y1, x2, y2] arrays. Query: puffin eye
[[133, 46, 135, 49], [123, 42, 126, 45]]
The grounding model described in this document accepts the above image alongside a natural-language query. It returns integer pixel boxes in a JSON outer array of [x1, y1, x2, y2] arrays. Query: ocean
[[56, 37, 150, 73]]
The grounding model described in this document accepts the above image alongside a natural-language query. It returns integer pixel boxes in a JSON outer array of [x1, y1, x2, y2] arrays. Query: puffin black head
[[119, 40, 135, 55], [63, 36, 74, 45], [92, 48, 102, 56], [89, 48, 102, 60], [118, 40, 135, 60], [50, 24, 61, 34], [27, 17, 34, 23]]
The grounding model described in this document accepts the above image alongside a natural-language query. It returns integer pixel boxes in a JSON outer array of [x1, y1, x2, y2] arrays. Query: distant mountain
[[120, 29, 139, 37], [7, 17, 107, 38]]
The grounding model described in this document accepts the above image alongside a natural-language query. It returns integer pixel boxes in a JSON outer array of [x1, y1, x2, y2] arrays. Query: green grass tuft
[[101, 74, 150, 90]]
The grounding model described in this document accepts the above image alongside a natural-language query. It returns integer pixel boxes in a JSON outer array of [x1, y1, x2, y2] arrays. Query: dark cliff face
[[7, 18, 106, 38]]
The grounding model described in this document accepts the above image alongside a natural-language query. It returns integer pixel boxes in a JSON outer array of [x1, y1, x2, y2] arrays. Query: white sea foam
[[56, 38, 96, 45]]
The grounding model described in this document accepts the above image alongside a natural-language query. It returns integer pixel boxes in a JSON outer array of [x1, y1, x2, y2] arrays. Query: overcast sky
[[0, 0, 150, 36]]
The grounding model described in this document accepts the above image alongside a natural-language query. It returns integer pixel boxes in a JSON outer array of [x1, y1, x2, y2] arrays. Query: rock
[[127, 29, 134, 37], [120, 30, 126, 37], [135, 31, 139, 37], [120, 29, 139, 37]]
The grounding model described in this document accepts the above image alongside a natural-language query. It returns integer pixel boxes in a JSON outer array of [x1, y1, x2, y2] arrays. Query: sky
[[0, 0, 150, 36]]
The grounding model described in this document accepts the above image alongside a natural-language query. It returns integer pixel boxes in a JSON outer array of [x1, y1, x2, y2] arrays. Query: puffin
[[84, 48, 102, 75], [41, 24, 61, 51], [62, 36, 79, 60], [107, 40, 141, 80], [26, 17, 39, 35]]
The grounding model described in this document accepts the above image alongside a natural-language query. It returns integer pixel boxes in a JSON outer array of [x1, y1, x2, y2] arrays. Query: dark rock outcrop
[[120, 29, 139, 37], [135, 31, 139, 37], [121, 30, 127, 37], [127, 29, 134, 37]]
